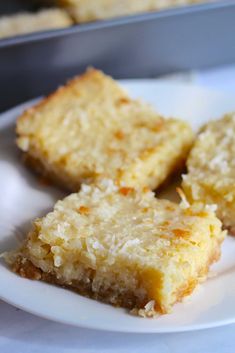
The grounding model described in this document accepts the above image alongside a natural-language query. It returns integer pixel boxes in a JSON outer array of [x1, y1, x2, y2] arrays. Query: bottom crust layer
[[10, 244, 221, 317]]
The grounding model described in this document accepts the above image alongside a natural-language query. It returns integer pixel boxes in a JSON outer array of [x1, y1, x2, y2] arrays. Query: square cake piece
[[16, 68, 193, 191], [182, 113, 235, 235], [7, 180, 225, 316]]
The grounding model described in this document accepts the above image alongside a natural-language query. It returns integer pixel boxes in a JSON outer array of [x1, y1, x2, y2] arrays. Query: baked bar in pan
[[0, 8, 72, 39], [57, 0, 208, 23]]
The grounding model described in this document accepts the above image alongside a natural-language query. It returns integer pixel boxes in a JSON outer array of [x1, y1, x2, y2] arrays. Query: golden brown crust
[[11, 256, 147, 311], [11, 257, 42, 280], [17, 68, 100, 131], [10, 242, 222, 316], [16, 68, 98, 136], [224, 224, 235, 236], [23, 153, 77, 192]]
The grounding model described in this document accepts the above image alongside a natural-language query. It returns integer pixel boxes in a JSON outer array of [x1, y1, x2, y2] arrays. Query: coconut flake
[[205, 204, 218, 213], [144, 300, 155, 311], [177, 188, 190, 209]]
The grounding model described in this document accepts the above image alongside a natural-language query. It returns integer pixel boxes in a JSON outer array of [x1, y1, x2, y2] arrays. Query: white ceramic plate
[[0, 80, 235, 333]]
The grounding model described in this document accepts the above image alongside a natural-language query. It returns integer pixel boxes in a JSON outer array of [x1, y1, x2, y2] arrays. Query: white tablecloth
[[1, 299, 235, 353], [1, 65, 235, 353]]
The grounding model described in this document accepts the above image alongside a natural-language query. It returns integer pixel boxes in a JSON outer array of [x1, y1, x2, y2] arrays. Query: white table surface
[[1, 65, 235, 353]]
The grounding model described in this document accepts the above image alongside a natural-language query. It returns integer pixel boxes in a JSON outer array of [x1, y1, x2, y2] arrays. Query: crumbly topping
[[25, 180, 223, 272], [134, 300, 160, 318]]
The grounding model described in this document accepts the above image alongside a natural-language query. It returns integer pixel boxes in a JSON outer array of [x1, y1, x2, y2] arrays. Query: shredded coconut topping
[[182, 113, 235, 233]]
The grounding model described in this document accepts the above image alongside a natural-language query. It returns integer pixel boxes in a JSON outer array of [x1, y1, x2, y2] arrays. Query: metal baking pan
[[1, 0, 235, 112]]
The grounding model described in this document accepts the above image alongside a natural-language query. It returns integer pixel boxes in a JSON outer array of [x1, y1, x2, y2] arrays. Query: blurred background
[[0, 0, 235, 111]]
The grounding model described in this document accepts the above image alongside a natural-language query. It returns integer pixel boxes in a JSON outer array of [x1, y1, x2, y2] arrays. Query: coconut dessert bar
[[56, 0, 207, 23], [182, 113, 235, 234], [16, 68, 193, 191], [0, 8, 72, 39], [6, 180, 225, 316]]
